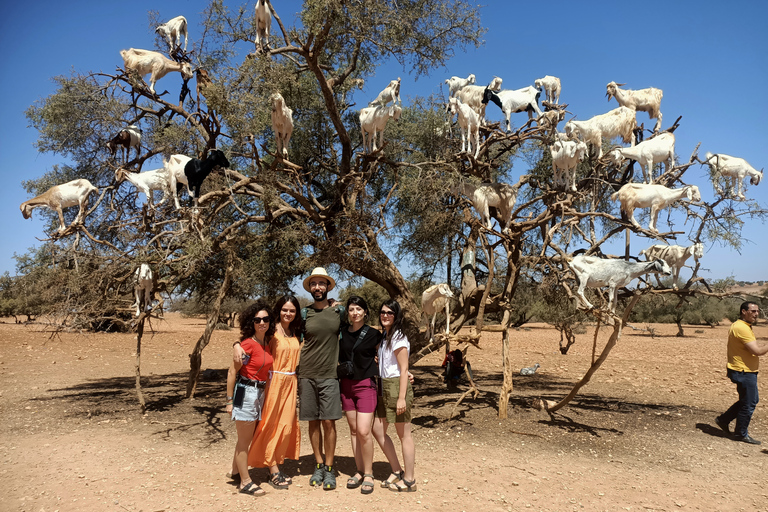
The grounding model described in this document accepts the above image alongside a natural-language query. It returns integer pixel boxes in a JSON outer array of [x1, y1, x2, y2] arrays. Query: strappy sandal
[[322, 465, 336, 490], [389, 478, 417, 492], [361, 474, 375, 495], [239, 482, 266, 496], [381, 470, 403, 488], [268, 471, 289, 490], [346, 472, 363, 489], [278, 471, 292, 485]]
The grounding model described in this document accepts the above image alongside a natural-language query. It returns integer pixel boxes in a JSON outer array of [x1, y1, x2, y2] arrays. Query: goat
[[132, 264, 156, 317], [20, 179, 98, 234], [120, 48, 193, 95], [452, 77, 503, 125], [155, 15, 188, 52], [534, 75, 561, 104], [114, 167, 171, 209], [537, 109, 565, 138], [608, 132, 675, 184], [422, 283, 454, 341], [271, 92, 293, 158], [606, 81, 663, 133], [611, 183, 701, 233], [550, 139, 588, 191], [639, 243, 704, 290], [369, 78, 401, 107], [452, 180, 525, 233], [569, 255, 672, 312], [447, 97, 480, 158], [254, 0, 272, 53], [359, 105, 402, 153], [106, 125, 142, 162], [445, 74, 476, 98], [483, 86, 542, 132], [564, 106, 636, 158], [705, 152, 763, 200], [183, 149, 231, 208]]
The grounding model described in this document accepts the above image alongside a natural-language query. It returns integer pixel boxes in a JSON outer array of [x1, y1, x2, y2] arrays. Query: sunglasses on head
[[254, 317, 270, 324]]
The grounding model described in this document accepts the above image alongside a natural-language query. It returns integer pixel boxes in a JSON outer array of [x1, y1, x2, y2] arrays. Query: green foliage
[[337, 280, 390, 325]]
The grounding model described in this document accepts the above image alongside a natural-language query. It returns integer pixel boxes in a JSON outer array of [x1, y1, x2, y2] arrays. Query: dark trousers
[[722, 368, 759, 438]]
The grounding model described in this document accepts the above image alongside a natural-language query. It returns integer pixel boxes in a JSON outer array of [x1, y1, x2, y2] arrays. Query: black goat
[[183, 149, 230, 207]]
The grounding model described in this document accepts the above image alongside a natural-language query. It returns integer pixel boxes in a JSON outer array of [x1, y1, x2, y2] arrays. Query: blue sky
[[1, 0, 766, 283]]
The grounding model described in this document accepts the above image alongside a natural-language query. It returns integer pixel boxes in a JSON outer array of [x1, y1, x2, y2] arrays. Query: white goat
[[422, 283, 454, 341], [564, 106, 636, 158], [445, 74, 476, 98], [606, 81, 663, 133], [611, 183, 701, 233], [163, 154, 193, 209], [369, 78, 401, 107], [155, 15, 188, 52], [359, 105, 402, 153], [550, 140, 589, 191], [271, 92, 293, 158], [120, 48, 193, 95], [639, 243, 704, 290], [534, 75, 561, 104], [454, 77, 503, 125], [131, 264, 155, 317], [115, 168, 171, 209], [20, 179, 98, 234], [448, 97, 480, 158], [705, 152, 763, 200], [254, 0, 272, 53], [569, 255, 672, 312], [452, 181, 522, 233], [484, 86, 542, 132], [608, 132, 675, 184]]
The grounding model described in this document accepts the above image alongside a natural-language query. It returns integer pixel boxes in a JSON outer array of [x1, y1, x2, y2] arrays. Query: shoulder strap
[[351, 325, 370, 354]]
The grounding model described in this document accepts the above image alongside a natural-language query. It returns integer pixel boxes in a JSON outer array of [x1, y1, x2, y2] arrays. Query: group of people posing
[[225, 267, 417, 496]]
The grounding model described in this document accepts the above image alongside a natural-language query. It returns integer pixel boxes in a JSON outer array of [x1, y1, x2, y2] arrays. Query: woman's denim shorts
[[231, 381, 266, 422]]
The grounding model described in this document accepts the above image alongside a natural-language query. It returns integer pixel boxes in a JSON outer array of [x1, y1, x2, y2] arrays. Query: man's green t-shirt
[[299, 305, 345, 379]]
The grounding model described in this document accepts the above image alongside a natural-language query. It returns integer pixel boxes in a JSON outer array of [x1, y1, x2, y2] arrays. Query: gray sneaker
[[309, 463, 325, 486]]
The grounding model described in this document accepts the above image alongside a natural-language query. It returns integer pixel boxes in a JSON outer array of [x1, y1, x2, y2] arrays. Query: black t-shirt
[[339, 324, 382, 380]]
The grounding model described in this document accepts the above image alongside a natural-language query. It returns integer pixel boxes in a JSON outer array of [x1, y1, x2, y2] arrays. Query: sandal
[[361, 474, 375, 495], [346, 472, 363, 489], [309, 463, 325, 486], [268, 471, 289, 490], [389, 478, 417, 493], [278, 471, 292, 485], [381, 470, 403, 488], [239, 482, 266, 496], [322, 465, 337, 490]]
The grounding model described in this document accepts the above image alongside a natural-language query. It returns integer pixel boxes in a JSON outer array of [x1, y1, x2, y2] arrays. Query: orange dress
[[248, 331, 301, 467]]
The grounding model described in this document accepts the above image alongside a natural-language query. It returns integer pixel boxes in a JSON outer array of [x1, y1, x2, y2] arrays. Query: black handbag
[[337, 325, 369, 379]]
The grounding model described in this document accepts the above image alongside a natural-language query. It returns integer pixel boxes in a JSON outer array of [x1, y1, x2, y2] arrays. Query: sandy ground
[[1, 313, 767, 512]]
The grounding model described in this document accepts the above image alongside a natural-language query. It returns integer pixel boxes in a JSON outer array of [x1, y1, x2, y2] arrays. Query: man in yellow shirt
[[716, 302, 765, 444]]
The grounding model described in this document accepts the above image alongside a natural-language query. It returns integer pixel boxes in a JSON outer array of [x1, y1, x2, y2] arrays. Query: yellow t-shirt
[[727, 319, 758, 372]]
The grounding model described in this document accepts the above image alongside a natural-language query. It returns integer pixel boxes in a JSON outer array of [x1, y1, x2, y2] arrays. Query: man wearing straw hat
[[298, 267, 346, 490]]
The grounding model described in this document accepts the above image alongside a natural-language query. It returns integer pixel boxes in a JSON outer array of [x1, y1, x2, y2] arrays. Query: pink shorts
[[340, 377, 378, 413]]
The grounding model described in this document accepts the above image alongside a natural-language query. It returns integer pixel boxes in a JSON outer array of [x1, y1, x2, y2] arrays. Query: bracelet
[[227, 396, 233, 400], [226, 400, 233, 404], [233, 341, 241, 347]]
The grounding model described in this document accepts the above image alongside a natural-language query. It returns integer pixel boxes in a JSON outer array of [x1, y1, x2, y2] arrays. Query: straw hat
[[302, 267, 336, 292]]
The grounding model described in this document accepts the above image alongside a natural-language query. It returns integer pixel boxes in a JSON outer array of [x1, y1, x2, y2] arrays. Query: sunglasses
[[254, 317, 270, 324], [380, 311, 394, 317]]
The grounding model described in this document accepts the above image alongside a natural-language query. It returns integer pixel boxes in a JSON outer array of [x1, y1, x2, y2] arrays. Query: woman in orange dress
[[247, 295, 302, 489]]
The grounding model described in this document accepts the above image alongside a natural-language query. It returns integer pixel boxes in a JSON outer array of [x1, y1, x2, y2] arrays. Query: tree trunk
[[498, 310, 514, 419], [135, 313, 147, 413], [186, 253, 234, 399]]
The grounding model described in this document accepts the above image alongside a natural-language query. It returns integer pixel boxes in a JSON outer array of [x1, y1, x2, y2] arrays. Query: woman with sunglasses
[[225, 301, 274, 496], [372, 299, 417, 492]]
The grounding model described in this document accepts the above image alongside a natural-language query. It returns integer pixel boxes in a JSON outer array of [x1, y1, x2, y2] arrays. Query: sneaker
[[715, 415, 731, 434], [309, 463, 325, 486], [735, 434, 762, 445], [322, 465, 336, 490]]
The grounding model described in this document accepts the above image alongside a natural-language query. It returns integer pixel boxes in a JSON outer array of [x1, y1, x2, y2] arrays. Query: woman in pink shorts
[[338, 295, 382, 494]]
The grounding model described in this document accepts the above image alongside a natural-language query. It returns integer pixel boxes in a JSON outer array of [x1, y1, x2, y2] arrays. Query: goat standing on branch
[[535, 75, 561, 104], [359, 105, 401, 153], [106, 125, 142, 162], [569, 255, 672, 312], [452, 178, 527, 233], [483, 85, 542, 132], [705, 152, 763, 200], [448, 97, 480, 158], [453, 77, 502, 125], [608, 132, 675, 184], [132, 264, 156, 317], [445, 73, 476, 98], [120, 48, 193, 96], [606, 81, 663, 133], [20, 179, 98, 234], [114, 167, 171, 209], [611, 183, 701, 233], [254, 0, 273, 53], [156, 15, 188, 52], [639, 243, 704, 289], [271, 92, 293, 158], [422, 283, 454, 342], [564, 106, 637, 158], [369, 77, 401, 107], [550, 139, 588, 192]]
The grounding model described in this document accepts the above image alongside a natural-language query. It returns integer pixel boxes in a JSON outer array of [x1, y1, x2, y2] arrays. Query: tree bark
[[135, 312, 146, 413]]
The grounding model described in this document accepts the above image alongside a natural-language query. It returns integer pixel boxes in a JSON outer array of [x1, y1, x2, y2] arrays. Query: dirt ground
[[2, 313, 767, 512]]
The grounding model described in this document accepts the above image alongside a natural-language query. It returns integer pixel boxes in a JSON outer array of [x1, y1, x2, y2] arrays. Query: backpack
[[442, 348, 465, 381]]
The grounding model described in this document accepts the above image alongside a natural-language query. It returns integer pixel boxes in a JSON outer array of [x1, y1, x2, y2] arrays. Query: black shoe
[[715, 416, 731, 434], [735, 434, 762, 445]]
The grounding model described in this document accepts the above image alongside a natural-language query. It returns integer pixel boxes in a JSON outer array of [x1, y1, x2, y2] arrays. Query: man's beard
[[313, 289, 328, 302]]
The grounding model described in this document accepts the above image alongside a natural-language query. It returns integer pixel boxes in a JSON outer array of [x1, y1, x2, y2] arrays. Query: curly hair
[[380, 299, 403, 350], [273, 295, 303, 338], [239, 300, 276, 342]]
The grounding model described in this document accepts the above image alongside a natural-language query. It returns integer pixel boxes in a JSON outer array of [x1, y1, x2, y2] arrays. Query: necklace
[[278, 324, 293, 338]]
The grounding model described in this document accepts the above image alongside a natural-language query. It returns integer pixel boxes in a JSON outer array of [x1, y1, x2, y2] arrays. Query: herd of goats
[[18, 2, 766, 320]]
